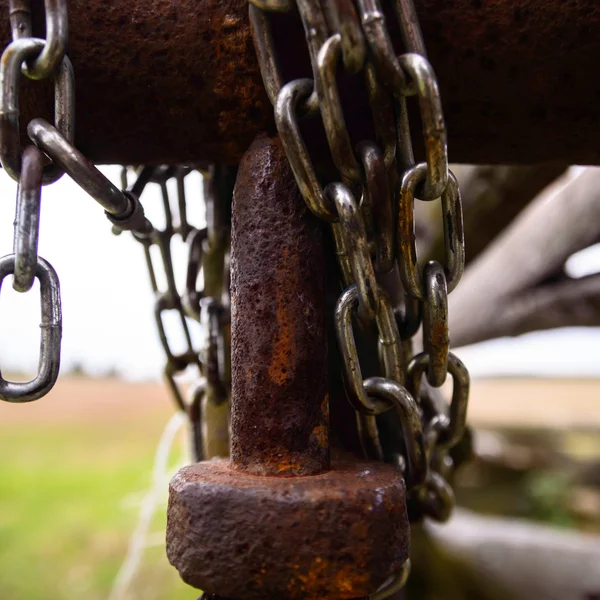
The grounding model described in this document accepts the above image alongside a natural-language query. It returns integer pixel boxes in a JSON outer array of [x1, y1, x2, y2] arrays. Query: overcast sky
[[1, 166, 599, 381]]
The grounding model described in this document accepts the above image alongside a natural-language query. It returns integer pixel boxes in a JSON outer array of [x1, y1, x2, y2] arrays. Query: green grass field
[[0, 408, 197, 600]]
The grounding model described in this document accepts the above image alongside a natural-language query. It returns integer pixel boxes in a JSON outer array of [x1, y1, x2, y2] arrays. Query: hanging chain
[[0, 2, 234, 463], [0, 0, 155, 402], [120, 165, 234, 462], [249, 0, 470, 562], [0, 0, 72, 402]]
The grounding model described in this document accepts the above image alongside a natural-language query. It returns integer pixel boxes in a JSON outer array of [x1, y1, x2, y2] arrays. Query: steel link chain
[[122, 165, 233, 462], [0, 2, 233, 466], [250, 0, 471, 593], [0, 1, 159, 402], [0, 0, 71, 402]]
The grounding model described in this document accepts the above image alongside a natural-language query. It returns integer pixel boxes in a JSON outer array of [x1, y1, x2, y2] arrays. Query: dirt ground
[[1, 376, 599, 429]]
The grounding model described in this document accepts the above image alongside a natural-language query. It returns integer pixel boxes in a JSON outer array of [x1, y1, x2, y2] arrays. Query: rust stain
[[312, 424, 328, 449], [230, 134, 328, 476], [276, 458, 303, 474], [167, 459, 409, 598], [287, 554, 370, 599], [14, 0, 600, 166], [321, 393, 330, 419], [268, 247, 298, 386]]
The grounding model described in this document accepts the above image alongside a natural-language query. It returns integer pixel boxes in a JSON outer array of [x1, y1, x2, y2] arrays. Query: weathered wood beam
[[420, 164, 567, 267], [449, 168, 600, 347], [7, 0, 600, 165]]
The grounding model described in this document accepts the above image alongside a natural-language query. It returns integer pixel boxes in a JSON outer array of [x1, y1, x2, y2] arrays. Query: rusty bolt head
[[167, 458, 410, 600]]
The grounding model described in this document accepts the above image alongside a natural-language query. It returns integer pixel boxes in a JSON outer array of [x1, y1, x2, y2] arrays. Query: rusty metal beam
[[8, 0, 600, 165]]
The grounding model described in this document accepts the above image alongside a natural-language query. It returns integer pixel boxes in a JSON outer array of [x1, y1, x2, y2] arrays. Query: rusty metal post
[[229, 134, 329, 476], [166, 134, 409, 600]]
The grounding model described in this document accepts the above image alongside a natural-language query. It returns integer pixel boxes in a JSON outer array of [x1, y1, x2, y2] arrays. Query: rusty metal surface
[[167, 134, 411, 598], [167, 458, 409, 600], [199, 593, 406, 600], [5, 0, 600, 165], [230, 133, 328, 476]]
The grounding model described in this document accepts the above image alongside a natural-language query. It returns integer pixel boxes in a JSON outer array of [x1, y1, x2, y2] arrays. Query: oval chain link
[[12, 144, 44, 292], [10, 0, 68, 80], [0, 1, 72, 402], [407, 351, 470, 451], [334, 284, 401, 416], [0, 254, 62, 402], [328, 182, 379, 320], [398, 165, 464, 299], [422, 260, 449, 387], [0, 38, 74, 183]]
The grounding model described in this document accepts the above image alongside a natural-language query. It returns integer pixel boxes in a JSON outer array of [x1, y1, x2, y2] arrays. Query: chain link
[[421, 260, 449, 387], [11, 0, 68, 80], [0, 41, 73, 183], [398, 165, 464, 298], [12, 145, 44, 293], [0, 254, 61, 402]]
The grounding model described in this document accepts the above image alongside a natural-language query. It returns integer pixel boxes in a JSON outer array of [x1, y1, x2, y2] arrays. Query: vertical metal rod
[[230, 133, 329, 476]]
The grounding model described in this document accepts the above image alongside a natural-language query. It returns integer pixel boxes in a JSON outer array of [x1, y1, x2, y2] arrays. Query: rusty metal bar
[[6, 0, 599, 166], [230, 132, 329, 476]]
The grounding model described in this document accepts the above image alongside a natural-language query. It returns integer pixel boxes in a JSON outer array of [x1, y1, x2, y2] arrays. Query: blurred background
[[1, 166, 599, 600]]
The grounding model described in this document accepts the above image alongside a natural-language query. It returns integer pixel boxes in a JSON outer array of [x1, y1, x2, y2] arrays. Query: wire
[[107, 410, 188, 600]]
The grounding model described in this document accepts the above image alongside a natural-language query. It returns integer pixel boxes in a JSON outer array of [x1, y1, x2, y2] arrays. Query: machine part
[[230, 133, 329, 476], [167, 134, 411, 599], [169, 459, 409, 600]]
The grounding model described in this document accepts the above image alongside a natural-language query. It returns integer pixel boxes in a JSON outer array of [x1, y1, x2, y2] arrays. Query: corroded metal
[[4, 0, 599, 165], [167, 134, 410, 599], [230, 133, 329, 476], [168, 459, 409, 600]]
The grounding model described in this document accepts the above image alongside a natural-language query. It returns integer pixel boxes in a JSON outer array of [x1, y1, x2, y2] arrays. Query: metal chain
[[121, 165, 234, 462], [0, 2, 234, 466], [0, 0, 72, 402], [249, 0, 471, 593], [0, 0, 158, 402]]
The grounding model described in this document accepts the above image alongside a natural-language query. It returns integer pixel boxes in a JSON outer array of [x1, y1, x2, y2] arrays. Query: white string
[[107, 410, 188, 600]]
